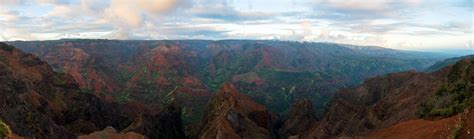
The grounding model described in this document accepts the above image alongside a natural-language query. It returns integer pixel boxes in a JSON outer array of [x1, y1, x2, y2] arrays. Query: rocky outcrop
[[0, 42, 185, 138], [194, 83, 280, 139], [2, 41, 470, 139], [367, 100, 474, 139], [313, 71, 443, 136], [78, 127, 146, 139], [122, 101, 186, 139], [460, 101, 474, 139], [9, 40, 444, 116], [0, 42, 78, 138], [278, 98, 318, 138], [296, 58, 473, 138]]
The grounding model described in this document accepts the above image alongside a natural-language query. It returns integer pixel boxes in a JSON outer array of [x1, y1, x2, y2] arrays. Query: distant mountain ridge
[[340, 44, 451, 59], [425, 54, 474, 73], [5, 40, 446, 121]]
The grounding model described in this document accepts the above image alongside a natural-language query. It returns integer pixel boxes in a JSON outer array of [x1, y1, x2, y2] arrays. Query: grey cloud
[[307, 1, 422, 22], [157, 24, 231, 39], [192, 7, 272, 22], [188, 0, 273, 22]]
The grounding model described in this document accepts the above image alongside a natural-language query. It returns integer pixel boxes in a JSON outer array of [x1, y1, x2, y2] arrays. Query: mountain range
[[6, 40, 446, 119], [0, 40, 472, 138]]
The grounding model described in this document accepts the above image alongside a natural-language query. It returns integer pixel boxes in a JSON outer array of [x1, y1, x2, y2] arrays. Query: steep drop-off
[[294, 58, 473, 138], [8, 40, 445, 118], [194, 83, 280, 139], [0, 42, 185, 139]]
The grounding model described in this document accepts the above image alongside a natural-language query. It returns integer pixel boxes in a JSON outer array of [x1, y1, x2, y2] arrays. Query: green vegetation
[[116, 91, 130, 102], [5, 40, 445, 123], [418, 60, 473, 118], [451, 122, 463, 139], [181, 106, 203, 126], [425, 55, 474, 73], [0, 119, 11, 138], [0, 43, 14, 52], [53, 74, 69, 86], [117, 69, 134, 84]]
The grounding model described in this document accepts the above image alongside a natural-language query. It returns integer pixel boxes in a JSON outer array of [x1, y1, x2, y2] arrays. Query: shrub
[[451, 122, 463, 139], [0, 120, 11, 138], [417, 103, 433, 118], [117, 92, 130, 102], [0, 43, 14, 52], [419, 61, 473, 118]]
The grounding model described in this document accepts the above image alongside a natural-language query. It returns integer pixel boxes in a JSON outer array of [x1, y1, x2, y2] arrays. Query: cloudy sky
[[0, 0, 473, 52]]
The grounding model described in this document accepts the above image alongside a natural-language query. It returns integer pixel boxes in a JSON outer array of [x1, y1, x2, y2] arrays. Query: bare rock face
[[2, 41, 471, 139], [0, 42, 78, 138], [299, 71, 446, 138], [460, 101, 474, 139], [194, 83, 280, 139], [9, 40, 442, 117], [297, 58, 474, 138], [78, 127, 146, 139], [122, 101, 186, 139], [278, 98, 318, 138], [0, 42, 138, 138]]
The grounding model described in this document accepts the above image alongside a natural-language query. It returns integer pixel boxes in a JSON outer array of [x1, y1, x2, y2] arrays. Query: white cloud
[[36, 0, 66, 5], [316, 0, 424, 12], [322, 0, 389, 11], [101, 0, 188, 39], [0, 0, 27, 5], [138, 0, 180, 13], [0, 0, 472, 52], [46, 5, 73, 17], [2, 28, 37, 41], [0, 10, 20, 22], [104, 0, 143, 27]]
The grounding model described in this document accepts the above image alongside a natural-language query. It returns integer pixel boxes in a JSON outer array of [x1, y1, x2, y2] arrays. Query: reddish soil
[[460, 101, 474, 139], [369, 102, 474, 139], [368, 116, 462, 139], [78, 127, 146, 139]]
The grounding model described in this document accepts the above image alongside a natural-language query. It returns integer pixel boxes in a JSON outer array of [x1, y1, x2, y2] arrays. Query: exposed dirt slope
[[295, 58, 473, 138]]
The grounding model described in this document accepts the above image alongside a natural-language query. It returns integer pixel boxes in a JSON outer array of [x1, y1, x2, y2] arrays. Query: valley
[[0, 41, 472, 138], [1, 0, 472, 138], [8, 40, 445, 119]]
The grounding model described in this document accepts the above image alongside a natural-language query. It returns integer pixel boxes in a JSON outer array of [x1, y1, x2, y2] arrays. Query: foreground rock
[[0, 42, 185, 138], [278, 98, 318, 138], [122, 101, 186, 139], [78, 127, 146, 139], [194, 83, 280, 139]]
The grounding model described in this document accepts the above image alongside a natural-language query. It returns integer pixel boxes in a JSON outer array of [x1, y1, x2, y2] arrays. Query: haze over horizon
[[1, 0, 473, 53], [1, 1, 474, 138]]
